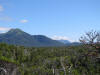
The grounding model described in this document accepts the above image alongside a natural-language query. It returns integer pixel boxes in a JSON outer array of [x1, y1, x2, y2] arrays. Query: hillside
[[0, 29, 65, 47]]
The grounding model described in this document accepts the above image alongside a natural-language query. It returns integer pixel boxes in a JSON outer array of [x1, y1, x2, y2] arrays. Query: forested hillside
[[0, 43, 100, 75], [0, 29, 65, 47]]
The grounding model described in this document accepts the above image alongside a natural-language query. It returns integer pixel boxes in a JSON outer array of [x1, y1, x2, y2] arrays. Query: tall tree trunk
[[60, 57, 66, 75]]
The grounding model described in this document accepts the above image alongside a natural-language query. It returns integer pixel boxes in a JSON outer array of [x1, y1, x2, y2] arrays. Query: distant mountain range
[[0, 29, 65, 47], [58, 40, 71, 44], [58, 40, 81, 46]]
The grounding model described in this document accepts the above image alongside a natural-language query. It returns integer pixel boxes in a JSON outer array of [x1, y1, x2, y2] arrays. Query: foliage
[[0, 43, 100, 75]]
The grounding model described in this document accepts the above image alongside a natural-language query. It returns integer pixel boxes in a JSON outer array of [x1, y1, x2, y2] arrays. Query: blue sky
[[0, 0, 100, 42]]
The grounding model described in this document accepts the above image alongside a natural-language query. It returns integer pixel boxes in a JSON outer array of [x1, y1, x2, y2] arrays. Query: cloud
[[0, 27, 10, 33], [0, 5, 4, 12], [51, 35, 75, 42], [20, 20, 28, 23], [0, 5, 13, 22]]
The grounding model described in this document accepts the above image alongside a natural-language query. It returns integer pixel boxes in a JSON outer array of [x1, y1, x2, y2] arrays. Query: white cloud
[[0, 5, 4, 12], [20, 20, 28, 23], [51, 35, 75, 42], [0, 27, 10, 33]]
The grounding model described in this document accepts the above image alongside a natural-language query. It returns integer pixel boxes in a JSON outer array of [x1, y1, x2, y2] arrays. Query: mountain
[[58, 40, 71, 44], [57, 40, 81, 46], [0, 29, 65, 47]]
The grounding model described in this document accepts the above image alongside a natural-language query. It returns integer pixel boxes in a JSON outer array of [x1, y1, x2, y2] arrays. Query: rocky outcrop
[[0, 60, 18, 75]]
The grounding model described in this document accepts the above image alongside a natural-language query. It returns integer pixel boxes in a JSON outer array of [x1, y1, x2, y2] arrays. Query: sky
[[0, 0, 100, 42]]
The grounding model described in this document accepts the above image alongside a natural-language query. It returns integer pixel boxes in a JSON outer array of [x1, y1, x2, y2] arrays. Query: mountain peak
[[6, 28, 25, 35], [0, 28, 65, 47], [9, 28, 23, 32]]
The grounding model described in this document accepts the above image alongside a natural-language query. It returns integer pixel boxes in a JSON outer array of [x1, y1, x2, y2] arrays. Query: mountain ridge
[[0, 28, 65, 47], [56, 40, 81, 46]]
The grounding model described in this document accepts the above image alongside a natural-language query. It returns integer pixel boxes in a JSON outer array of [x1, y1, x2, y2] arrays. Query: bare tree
[[79, 30, 100, 51]]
